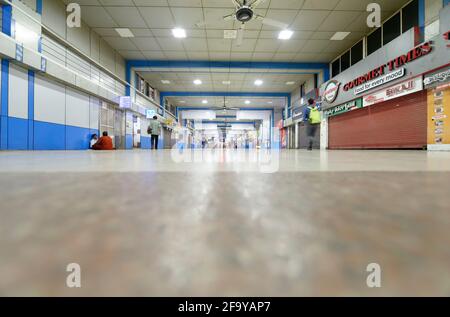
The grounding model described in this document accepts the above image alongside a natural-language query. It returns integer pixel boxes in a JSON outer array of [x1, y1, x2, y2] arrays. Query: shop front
[[328, 77, 427, 149], [320, 8, 449, 150]]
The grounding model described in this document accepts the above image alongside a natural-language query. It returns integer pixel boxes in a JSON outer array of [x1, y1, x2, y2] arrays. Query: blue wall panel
[[125, 134, 133, 149], [141, 136, 151, 149], [7, 116, 28, 150], [66, 125, 91, 150], [34, 121, 65, 150]]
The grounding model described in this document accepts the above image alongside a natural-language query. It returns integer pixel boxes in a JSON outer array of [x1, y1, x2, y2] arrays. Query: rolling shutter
[[329, 90, 427, 149]]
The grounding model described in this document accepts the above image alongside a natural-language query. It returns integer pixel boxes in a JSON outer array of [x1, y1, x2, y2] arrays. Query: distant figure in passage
[[90, 134, 98, 149], [92, 131, 114, 150], [303, 98, 321, 151], [148, 116, 161, 150]]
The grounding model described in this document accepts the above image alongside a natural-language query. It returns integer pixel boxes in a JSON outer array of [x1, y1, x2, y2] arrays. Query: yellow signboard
[[427, 86, 450, 145]]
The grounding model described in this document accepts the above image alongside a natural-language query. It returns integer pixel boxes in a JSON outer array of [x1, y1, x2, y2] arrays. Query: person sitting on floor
[[92, 131, 114, 151], [90, 134, 98, 149]]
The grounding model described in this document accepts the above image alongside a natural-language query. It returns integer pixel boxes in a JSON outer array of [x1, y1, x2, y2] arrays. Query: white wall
[[65, 87, 90, 128], [89, 97, 100, 130], [8, 63, 28, 119], [34, 74, 66, 124]]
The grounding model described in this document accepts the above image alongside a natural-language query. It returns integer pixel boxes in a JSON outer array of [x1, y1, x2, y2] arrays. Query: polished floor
[[0, 149, 449, 296]]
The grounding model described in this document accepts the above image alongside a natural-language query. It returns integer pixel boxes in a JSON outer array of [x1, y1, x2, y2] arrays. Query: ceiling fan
[[197, 0, 289, 46], [209, 97, 240, 112]]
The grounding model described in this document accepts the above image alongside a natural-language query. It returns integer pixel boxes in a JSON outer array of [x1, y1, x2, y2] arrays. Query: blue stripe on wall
[[34, 120, 66, 150], [1, 59, 9, 149], [28, 70, 35, 150], [8, 116, 28, 150], [36, 0, 43, 15], [125, 134, 133, 149], [2, 5, 12, 36], [0, 116, 8, 149], [66, 125, 91, 150], [141, 136, 151, 149]]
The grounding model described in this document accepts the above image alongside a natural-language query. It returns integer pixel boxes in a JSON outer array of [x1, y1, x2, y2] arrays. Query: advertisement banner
[[354, 68, 405, 95], [363, 76, 423, 107], [427, 86, 450, 146], [424, 66, 450, 89], [324, 99, 363, 117]]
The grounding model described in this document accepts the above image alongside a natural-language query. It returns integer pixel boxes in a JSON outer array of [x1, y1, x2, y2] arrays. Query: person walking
[[303, 98, 321, 151], [147, 115, 161, 150]]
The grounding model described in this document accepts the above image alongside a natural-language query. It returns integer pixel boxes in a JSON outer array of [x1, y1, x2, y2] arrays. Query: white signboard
[[363, 76, 423, 107], [354, 68, 405, 95], [146, 109, 156, 118]]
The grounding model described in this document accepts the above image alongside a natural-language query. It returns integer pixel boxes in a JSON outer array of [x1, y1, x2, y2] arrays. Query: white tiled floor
[[0, 149, 449, 296], [0, 149, 450, 172]]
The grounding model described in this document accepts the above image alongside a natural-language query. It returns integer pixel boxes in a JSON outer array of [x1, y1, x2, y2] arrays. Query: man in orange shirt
[[92, 131, 114, 150]]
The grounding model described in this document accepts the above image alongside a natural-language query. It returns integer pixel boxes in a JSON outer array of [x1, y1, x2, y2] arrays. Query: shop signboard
[[146, 109, 156, 119], [323, 99, 363, 117], [119, 96, 132, 109], [354, 67, 405, 95], [363, 76, 423, 107], [320, 5, 450, 110], [424, 66, 450, 89], [292, 106, 305, 121]]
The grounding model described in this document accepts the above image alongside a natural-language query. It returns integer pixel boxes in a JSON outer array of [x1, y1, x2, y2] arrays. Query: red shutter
[[329, 90, 427, 149]]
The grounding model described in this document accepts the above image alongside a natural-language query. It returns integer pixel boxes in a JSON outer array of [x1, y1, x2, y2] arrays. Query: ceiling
[[140, 68, 313, 92], [63, 0, 410, 63], [167, 96, 287, 108]]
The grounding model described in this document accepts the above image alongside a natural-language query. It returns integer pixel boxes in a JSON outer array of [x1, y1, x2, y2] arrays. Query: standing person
[[303, 98, 321, 151], [92, 131, 114, 150], [147, 115, 161, 150]]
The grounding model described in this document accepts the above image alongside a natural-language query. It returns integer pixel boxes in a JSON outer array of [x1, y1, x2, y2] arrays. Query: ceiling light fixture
[[193, 79, 202, 85], [278, 29, 293, 40], [115, 28, 134, 38], [179, 100, 186, 103], [161, 80, 171, 84], [254, 79, 263, 86], [222, 81, 231, 85], [286, 81, 295, 85], [330, 32, 351, 41], [202, 100, 208, 104], [245, 100, 251, 104], [172, 28, 187, 38]]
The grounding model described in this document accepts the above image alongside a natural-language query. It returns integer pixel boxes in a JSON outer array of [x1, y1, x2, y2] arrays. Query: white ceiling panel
[[64, 0, 411, 65]]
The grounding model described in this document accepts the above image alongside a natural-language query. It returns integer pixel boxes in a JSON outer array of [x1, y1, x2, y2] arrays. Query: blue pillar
[[36, 0, 43, 14], [2, 4, 12, 36], [418, 0, 425, 37], [1, 60, 9, 150], [28, 70, 35, 150]]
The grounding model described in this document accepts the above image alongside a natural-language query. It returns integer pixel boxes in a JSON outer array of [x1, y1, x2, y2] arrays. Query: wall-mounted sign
[[427, 85, 450, 147], [157, 107, 164, 115], [424, 67, 450, 89], [343, 42, 432, 92], [40, 57, 47, 72], [146, 109, 156, 119], [323, 80, 340, 103], [15, 44, 23, 62], [324, 99, 363, 117], [363, 76, 423, 107], [119, 96, 132, 109], [292, 106, 305, 121], [354, 68, 405, 95]]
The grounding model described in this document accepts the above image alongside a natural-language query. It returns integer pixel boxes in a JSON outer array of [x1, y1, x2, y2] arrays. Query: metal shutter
[[329, 90, 427, 149]]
